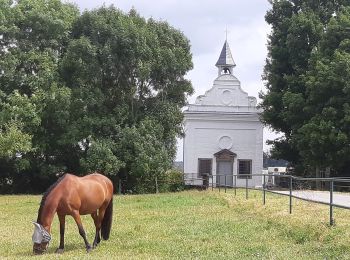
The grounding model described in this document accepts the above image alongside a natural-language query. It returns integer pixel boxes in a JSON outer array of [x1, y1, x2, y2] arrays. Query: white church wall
[[184, 117, 263, 187]]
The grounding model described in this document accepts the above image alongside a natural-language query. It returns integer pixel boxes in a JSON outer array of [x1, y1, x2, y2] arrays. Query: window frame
[[237, 159, 252, 179], [197, 158, 213, 178]]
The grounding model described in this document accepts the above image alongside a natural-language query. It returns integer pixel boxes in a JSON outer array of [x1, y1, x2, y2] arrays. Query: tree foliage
[[0, 1, 192, 193], [261, 0, 350, 175]]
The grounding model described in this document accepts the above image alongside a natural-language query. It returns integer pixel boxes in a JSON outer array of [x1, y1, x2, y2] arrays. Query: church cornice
[[214, 149, 237, 158], [186, 104, 261, 113], [183, 112, 262, 123]]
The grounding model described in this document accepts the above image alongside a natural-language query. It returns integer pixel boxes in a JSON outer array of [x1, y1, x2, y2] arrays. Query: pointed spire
[[215, 40, 236, 67]]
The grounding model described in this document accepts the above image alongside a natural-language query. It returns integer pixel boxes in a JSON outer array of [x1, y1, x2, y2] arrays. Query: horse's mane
[[37, 174, 67, 223]]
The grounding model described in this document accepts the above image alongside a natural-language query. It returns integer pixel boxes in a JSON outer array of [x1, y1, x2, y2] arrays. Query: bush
[[127, 169, 184, 194], [159, 169, 185, 192]]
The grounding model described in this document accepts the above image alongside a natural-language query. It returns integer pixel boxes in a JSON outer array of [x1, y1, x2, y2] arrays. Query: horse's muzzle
[[33, 248, 45, 255], [33, 243, 47, 255]]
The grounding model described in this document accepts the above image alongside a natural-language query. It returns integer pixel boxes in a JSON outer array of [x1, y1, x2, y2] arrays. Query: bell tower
[[215, 40, 236, 77]]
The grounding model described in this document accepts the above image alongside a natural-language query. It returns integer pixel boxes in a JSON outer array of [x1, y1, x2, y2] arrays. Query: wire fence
[[184, 173, 350, 226]]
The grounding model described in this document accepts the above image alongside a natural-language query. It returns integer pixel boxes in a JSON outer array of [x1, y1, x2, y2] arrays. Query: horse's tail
[[101, 196, 113, 240]]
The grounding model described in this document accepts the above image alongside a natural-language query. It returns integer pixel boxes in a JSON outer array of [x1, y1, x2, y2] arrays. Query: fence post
[[330, 180, 334, 226], [118, 178, 122, 195], [234, 175, 237, 196], [202, 173, 209, 190], [225, 175, 227, 193], [155, 176, 159, 193], [211, 175, 214, 191], [263, 174, 266, 205], [218, 175, 221, 192], [289, 176, 292, 214], [245, 177, 248, 199]]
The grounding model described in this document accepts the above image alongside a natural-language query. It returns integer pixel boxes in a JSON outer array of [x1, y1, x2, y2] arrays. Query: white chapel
[[183, 40, 263, 187]]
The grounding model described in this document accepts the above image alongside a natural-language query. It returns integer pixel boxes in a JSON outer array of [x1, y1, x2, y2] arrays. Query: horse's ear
[[32, 221, 41, 229]]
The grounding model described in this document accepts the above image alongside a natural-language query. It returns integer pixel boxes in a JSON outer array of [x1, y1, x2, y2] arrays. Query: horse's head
[[32, 222, 51, 255]]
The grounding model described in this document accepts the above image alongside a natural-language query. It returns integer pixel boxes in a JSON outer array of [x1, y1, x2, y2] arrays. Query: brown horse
[[32, 173, 114, 255]]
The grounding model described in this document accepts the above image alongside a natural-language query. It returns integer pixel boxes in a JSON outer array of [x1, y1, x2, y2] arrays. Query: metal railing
[[184, 173, 350, 226]]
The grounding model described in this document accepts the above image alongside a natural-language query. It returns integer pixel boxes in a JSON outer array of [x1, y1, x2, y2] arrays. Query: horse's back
[[82, 173, 113, 191], [57, 173, 113, 215], [63, 173, 113, 194]]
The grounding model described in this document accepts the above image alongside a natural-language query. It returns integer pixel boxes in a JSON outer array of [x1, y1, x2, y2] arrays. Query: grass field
[[1, 189, 350, 259]]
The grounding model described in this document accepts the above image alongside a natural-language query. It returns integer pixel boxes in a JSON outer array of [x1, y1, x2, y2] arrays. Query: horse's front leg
[[55, 214, 65, 254], [72, 211, 92, 252]]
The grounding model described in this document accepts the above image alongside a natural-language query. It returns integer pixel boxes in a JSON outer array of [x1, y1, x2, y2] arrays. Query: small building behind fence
[[183, 40, 263, 187]]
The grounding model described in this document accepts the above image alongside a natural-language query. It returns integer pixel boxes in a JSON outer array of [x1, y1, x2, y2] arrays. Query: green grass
[[1, 189, 350, 259]]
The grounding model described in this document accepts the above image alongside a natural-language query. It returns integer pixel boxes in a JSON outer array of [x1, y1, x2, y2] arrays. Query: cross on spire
[[225, 28, 230, 40]]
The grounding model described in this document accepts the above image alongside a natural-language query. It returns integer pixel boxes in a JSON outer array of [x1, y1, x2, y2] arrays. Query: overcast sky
[[68, 0, 279, 160]]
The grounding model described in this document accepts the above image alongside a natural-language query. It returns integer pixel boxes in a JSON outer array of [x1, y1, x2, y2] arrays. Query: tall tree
[[60, 7, 193, 192], [0, 0, 79, 192], [0, 2, 192, 193], [260, 0, 350, 174], [297, 7, 350, 174]]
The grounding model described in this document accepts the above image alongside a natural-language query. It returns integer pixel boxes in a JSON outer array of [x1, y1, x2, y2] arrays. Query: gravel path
[[273, 190, 350, 208]]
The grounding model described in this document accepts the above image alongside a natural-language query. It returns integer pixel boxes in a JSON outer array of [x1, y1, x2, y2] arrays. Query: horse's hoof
[[55, 248, 64, 254], [86, 247, 92, 253]]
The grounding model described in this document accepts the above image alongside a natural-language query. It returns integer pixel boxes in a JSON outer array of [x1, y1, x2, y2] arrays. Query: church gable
[[195, 74, 257, 107], [192, 40, 257, 109]]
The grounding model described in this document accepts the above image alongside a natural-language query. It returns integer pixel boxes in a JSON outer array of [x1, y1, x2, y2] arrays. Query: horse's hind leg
[[91, 205, 108, 248], [91, 211, 101, 248], [72, 210, 92, 253], [55, 214, 65, 254]]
